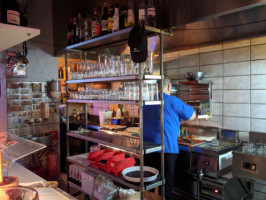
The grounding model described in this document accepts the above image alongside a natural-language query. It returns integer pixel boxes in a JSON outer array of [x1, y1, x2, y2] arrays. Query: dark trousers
[[144, 153, 178, 200]]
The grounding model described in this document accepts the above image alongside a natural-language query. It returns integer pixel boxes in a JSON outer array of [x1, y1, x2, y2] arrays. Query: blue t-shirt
[[143, 93, 194, 153]]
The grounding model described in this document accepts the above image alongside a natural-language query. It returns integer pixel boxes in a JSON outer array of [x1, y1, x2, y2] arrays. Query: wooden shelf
[[0, 23, 40, 52]]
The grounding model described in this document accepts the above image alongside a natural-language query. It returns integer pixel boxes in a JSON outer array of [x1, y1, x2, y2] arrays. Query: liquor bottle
[[107, 5, 114, 33], [91, 8, 98, 38], [59, 67, 64, 79], [67, 18, 73, 46], [101, 2, 108, 35], [97, 7, 102, 36], [77, 13, 85, 42], [127, 0, 135, 27], [146, 0, 156, 27], [72, 18, 77, 43], [4, 0, 20, 25], [20, 4, 28, 27], [119, 5, 128, 30], [112, 3, 119, 32], [138, 0, 146, 26], [84, 11, 92, 41]]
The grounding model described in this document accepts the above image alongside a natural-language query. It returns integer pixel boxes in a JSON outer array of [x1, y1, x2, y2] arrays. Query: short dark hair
[[163, 76, 171, 89]]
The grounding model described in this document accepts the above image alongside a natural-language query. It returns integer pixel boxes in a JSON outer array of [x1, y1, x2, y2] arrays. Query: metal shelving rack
[[64, 25, 171, 200]]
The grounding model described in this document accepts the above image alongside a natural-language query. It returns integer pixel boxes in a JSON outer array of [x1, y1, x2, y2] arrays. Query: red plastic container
[[87, 149, 112, 168], [96, 151, 124, 171], [107, 156, 136, 176]]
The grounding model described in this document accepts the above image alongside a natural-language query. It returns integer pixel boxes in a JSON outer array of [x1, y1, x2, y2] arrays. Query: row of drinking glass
[[69, 82, 159, 101], [69, 53, 153, 80]]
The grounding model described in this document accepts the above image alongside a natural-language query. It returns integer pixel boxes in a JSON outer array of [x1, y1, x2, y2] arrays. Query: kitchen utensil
[[184, 138, 194, 143], [122, 166, 159, 183], [183, 72, 205, 81]]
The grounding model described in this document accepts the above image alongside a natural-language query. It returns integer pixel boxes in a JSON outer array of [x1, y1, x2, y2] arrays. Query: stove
[[191, 140, 242, 178]]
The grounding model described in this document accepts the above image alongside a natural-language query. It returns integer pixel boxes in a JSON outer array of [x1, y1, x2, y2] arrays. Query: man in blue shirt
[[143, 76, 196, 200]]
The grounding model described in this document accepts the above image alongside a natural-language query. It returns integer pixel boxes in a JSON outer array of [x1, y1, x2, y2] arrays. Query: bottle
[[119, 5, 128, 30], [77, 13, 85, 42], [101, 3, 108, 35], [67, 18, 73, 45], [138, 0, 146, 26], [97, 7, 102, 36], [146, 0, 156, 27], [107, 5, 114, 33], [84, 11, 92, 41], [91, 8, 98, 38], [127, 0, 135, 27], [5, 0, 20, 25], [112, 3, 119, 32], [59, 67, 64, 79], [73, 18, 77, 43], [72, 109, 77, 120]]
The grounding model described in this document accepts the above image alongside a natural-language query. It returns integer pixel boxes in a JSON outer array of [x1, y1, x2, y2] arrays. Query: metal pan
[[122, 166, 159, 183]]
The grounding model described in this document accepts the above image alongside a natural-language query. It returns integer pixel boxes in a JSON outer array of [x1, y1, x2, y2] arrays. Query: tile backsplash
[[164, 35, 266, 135]]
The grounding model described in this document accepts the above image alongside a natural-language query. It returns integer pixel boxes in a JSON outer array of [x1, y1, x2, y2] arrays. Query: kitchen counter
[[9, 162, 77, 200]]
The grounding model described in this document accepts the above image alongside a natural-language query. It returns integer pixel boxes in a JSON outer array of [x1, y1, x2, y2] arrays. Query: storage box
[[81, 171, 94, 196]]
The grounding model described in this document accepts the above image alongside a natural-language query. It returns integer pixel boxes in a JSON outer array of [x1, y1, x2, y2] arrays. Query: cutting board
[[178, 136, 204, 147]]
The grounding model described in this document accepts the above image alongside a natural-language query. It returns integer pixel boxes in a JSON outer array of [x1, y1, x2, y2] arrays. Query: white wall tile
[[223, 38, 250, 49], [180, 54, 199, 67], [223, 104, 250, 117], [251, 75, 266, 89], [212, 90, 223, 103], [251, 60, 266, 74], [212, 103, 222, 116], [251, 35, 266, 46], [200, 51, 222, 65], [223, 76, 250, 90], [165, 69, 180, 79], [251, 44, 266, 60], [204, 77, 223, 90], [223, 61, 250, 76], [200, 64, 223, 77], [251, 119, 266, 133], [223, 47, 250, 63], [164, 59, 180, 69], [251, 104, 266, 119], [224, 90, 250, 103], [223, 117, 250, 132], [251, 90, 266, 103], [199, 44, 222, 53]]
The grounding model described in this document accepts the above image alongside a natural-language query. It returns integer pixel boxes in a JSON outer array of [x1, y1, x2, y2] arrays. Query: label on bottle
[[7, 10, 20, 25], [92, 20, 97, 37], [139, 9, 145, 21], [112, 16, 119, 31], [147, 7, 155, 16], [96, 23, 101, 36], [108, 17, 113, 31], [101, 19, 108, 31]]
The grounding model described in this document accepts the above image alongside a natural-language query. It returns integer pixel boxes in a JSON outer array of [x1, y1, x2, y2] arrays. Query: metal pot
[[184, 72, 205, 81]]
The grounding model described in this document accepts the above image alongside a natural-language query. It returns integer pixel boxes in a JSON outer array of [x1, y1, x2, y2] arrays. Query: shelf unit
[[0, 23, 40, 52], [65, 25, 170, 200]]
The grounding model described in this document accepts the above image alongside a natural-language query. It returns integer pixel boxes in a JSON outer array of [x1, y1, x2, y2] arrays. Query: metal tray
[[122, 166, 159, 183]]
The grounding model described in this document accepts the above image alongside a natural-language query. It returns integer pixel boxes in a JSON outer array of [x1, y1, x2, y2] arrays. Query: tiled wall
[[164, 35, 266, 136], [0, 42, 59, 136]]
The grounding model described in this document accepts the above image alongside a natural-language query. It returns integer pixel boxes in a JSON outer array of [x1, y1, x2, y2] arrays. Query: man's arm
[[187, 110, 196, 121]]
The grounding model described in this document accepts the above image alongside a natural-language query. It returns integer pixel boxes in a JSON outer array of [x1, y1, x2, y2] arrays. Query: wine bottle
[[6, 0, 20, 25], [146, 0, 156, 27], [138, 0, 146, 26], [67, 18, 73, 46], [107, 5, 114, 33], [72, 18, 77, 44], [127, 0, 135, 27], [84, 11, 92, 40], [97, 7, 102, 36], [112, 3, 119, 32], [101, 3, 108, 35], [91, 8, 98, 38], [77, 13, 85, 42]]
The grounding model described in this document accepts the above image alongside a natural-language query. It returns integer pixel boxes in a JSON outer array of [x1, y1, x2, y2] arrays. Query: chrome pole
[[65, 49, 70, 157], [160, 33, 165, 200]]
